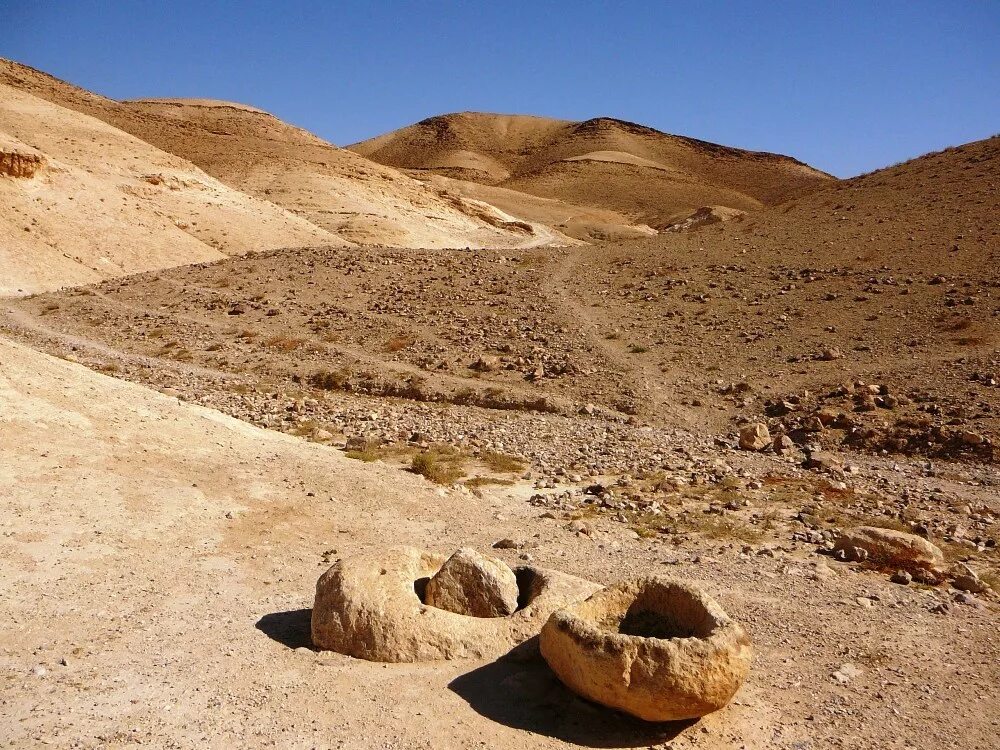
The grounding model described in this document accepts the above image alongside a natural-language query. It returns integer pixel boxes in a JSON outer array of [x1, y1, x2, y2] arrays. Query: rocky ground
[[1, 336, 998, 749], [2, 225, 999, 749]]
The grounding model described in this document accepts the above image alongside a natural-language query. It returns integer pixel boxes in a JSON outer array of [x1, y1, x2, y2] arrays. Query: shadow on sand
[[448, 639, 696, 748], [255, 608, 313, 650]]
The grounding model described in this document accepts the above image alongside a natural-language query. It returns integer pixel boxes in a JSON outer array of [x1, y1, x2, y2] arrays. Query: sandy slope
[[350, 112, 834, 228], [0, 58, 558, 251], [416, 173, 657, 242], [0, 82, 338, 295]]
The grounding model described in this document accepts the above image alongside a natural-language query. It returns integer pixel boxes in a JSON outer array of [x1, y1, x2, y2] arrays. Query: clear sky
[[4, 1, 998, 177]]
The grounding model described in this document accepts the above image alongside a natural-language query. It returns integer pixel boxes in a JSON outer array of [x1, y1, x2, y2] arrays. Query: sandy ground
[[1, 336, 998, 749]]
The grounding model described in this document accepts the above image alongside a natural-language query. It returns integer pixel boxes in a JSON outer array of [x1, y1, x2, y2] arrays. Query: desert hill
[[653, 134, 1000, 272], [349, 111, 834, 228], [0, 59, 562, 251], [2, 65, 999, 748], [0, 80, 337, 295]]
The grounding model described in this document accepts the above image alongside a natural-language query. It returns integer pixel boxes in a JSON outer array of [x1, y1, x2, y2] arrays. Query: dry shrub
[[384, 334, 416, 352], [410, 448, 466, 485], [345, 446, 385, 462], [941, 318, 974, 332], [479, 450, 525, 474], [266, 335, 306, 352], [309, 368, 351, 390], [954, 335, 992, 346]]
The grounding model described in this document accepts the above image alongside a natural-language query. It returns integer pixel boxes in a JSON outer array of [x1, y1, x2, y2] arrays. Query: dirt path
[[544, 249, 695, 424]]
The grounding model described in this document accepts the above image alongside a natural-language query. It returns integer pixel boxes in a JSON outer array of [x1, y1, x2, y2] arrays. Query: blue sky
[[4, 1, 998, 177]]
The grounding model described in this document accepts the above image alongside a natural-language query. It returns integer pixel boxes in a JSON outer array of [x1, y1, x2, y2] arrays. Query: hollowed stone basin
[[311, 546, 601, 662], [540, 576, 752, 721]]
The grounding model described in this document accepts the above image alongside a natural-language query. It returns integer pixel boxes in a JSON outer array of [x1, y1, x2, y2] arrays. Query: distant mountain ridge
[[350, 111, 833, 228]]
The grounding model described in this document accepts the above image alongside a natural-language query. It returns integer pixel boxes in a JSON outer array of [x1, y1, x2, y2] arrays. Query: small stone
[[890, 570, 912, 585], [931, 601, 952, 615], [739, 423, 771, 451], [492, 538, 521, 550], [832, 663, 862, 684]]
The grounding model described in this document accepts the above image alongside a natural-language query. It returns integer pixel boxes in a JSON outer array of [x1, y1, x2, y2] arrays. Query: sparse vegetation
[[309, 368, 351, 390], [345, 446, 387, 462], [409, 447, 467, 485], [384, 334, 416, 352], [479, 450, 525, 473], [265, 335, 306, 351]]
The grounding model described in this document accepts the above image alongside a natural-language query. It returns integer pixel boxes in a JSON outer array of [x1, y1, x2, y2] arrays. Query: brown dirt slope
[[0, 59, 564, 250], [660, 134, 1000, 271], [350, 111, 834, 228]]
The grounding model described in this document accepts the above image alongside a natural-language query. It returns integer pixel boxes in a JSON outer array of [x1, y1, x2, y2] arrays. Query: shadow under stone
[[255, 608, 313, 650], [448, 640, 696, 748]]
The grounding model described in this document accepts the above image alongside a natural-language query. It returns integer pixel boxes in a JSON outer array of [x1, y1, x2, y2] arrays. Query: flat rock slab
[[833, 526, 945, 581], [312, 546, 601, 662]]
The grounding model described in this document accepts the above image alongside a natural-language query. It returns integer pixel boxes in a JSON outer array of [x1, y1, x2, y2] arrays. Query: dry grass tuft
[[410, 447, 467, 485], [266, 335, 306, 352], [384, 334, 416, 353], [479, 450, 525, 474]]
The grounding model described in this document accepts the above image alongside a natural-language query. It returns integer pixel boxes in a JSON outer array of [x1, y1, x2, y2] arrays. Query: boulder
[[832, 527, 945, 581], [540, 577, 752, 722], [424, 548, 519, 618], [950, 563, 988, 594], [739, 423, 771, 451], [470, 355, 500, 373], [311, 546, 600, 662]]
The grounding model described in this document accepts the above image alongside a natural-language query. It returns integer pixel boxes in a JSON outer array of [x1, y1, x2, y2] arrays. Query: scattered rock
[[949, 563, 988, 594], [832, 662, 862, 685], [890, 570, 913, 585], [804, 450, 843, 473]]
